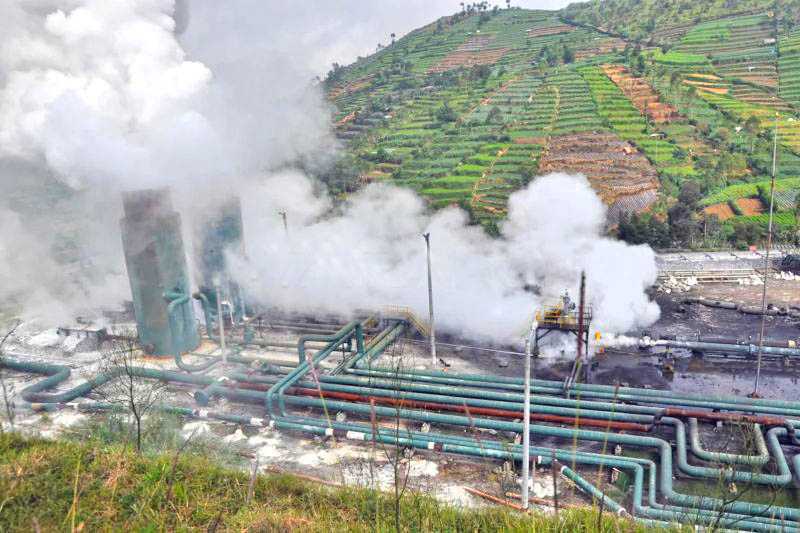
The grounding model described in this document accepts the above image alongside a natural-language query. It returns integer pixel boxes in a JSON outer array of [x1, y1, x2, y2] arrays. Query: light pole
[[521, 315, 538, 509], [214, 278, 227, 364], [753, 110, 779, 397], [278, 211, 288, 236], [423, 233, 437, 366]]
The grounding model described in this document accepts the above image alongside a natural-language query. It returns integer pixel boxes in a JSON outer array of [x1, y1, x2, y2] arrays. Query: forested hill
[[322, 1, 800, 248]]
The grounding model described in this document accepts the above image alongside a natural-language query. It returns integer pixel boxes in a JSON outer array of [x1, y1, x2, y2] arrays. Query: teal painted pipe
[[667, 417, 792, 486], [254, 404, 800, 528], [656, 339, 800, 358], [688, 417, 769, 466], [298, 320, 365, 365], [319, 374, 665, 417], [349, 368, 800, 418], [0, 358, 216, 404], [352, 366, 800, 412], [266, 320, 364, 416], [353, 322, 406, 369], [166, 290, 218, 373], [194, 291, 216, 334], [289, 379, 655, 424], [76, 401, 266, 427], [194, 292, 338, 354], [273, 414, 794, 531], [195, 383, 267, 405], [334, 321, 398, 374], [5, 354, 795, 529], [0, 359, 71, 403], [560, 464, 628, 517], [279, 393, 800, 520], [794, 453, 800, 484]]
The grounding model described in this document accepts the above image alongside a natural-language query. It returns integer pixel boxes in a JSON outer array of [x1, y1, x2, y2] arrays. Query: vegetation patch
[[0, 432, 679, 532]]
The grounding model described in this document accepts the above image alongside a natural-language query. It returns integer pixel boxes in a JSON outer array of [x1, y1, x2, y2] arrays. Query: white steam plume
[[0, 0, 333, 321], [235, 172, 660, 344], [0, 1, 660, 344], [0, 0, 333, 189]]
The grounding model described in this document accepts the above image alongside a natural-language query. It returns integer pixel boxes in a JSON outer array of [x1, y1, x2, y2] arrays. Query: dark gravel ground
[[434, 291, 800, 400]]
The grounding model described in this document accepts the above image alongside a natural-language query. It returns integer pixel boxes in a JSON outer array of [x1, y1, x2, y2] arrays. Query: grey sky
[[185, 1, 575, 76]]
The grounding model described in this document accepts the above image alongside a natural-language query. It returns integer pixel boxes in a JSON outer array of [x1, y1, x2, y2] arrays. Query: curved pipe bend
[[688, 417, 769, 466]]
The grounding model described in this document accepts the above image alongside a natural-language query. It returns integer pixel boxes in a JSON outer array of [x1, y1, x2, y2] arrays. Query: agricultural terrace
[[327, 4, 800, 242], [601, 65, 679, 122], [673, 14, 779, 89], [702, 177, 800, 228], [562, 0, 776, 42], [579, 66, 684, 170], [779, 29, 800, 108], [538, 132, 659, 223]]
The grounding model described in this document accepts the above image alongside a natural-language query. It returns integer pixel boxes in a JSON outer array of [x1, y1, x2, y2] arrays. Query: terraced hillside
[[325, 2, 800, 246]]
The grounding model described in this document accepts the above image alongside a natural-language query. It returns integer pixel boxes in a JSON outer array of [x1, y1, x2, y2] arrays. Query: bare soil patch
[[537, 132, 659, 222]]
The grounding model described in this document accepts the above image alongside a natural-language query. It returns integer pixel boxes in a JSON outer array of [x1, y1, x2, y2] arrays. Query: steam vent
[[120, 188, 199, 355]]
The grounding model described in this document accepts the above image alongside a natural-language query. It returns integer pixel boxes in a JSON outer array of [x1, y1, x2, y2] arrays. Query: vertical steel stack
[[194, 196, 245, 311], [120, 188, 199, 355]]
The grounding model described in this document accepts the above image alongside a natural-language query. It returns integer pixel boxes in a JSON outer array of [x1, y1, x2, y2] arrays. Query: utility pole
[[278, 211, 288, 236], [215, 280, 227, 364], [423, 233, 437, 366], [753, 111, 779, 397], [577, 271, 588, 383], [521, 315, 538, 510]]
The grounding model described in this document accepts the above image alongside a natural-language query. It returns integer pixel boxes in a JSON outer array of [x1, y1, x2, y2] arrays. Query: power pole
[[278, 211, 288, 236], [423, 233, 437, 365], [215, 280, 227, 364], [577, 271, 588, 383], [521, 315, 538, 509], [753, 111, 779, 397]]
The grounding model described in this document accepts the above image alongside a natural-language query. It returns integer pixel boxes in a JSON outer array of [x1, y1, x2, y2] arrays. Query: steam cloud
[[0, 0, 333, 320], [235, 172, 660, 343], [0, 0, 660, 343]]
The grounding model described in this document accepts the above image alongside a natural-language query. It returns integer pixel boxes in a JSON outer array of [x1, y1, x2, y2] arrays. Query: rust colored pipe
[[290, 387, 651, 432], [664, 408, 785, 427]]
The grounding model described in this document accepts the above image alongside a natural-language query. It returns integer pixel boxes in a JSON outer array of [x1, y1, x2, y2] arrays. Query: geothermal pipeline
[[4, 188, 800, 530], [3, 294, 800, 532]]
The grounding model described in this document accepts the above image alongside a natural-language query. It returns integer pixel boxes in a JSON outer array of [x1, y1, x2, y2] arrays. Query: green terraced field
[[326, 2, 800, 239]]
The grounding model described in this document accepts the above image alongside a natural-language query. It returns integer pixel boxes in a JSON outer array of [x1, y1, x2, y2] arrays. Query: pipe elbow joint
[[194, 389, 211, 406]]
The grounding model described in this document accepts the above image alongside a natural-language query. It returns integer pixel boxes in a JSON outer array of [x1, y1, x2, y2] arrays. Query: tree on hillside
[[485, 105, 503, 124], [470, 63, 492, 82], [618, 213, 670, 248], [669, 70, 681, 90], [744, 116, 761, 152], [728, 220, 766, 249], [668, 182, 702, 246], [562, 45, 575, 64], [324, 62, 345, 88], [434, 101, 458, 123]]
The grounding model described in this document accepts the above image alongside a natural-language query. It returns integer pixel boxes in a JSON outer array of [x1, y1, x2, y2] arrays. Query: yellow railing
[[382, 305, 431, 337], [534, 301, 592, 331]]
